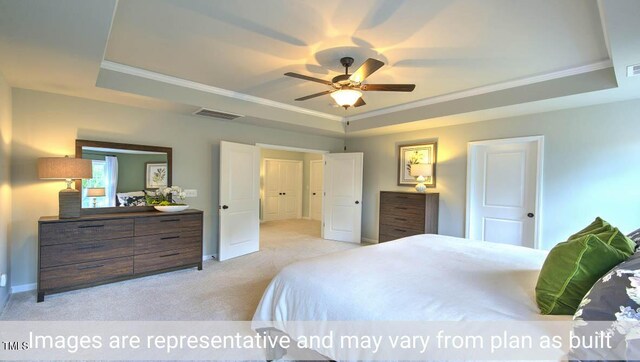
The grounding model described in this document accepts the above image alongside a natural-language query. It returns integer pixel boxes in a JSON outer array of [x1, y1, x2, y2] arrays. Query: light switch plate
[[184, 189, 198, 197], [0, 274, 6, 287]]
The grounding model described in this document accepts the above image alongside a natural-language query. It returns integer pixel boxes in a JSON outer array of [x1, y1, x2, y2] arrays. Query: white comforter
[[253, 234, 568, 322]]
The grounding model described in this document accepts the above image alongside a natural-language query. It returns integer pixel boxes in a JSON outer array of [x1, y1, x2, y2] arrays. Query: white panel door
[[309, 160, 323, 221], [262, 159, 302, 221], [281, 161, 302, 219], [262, 159, 281, 222], [219, 141, 260, 261], [466, 137, 543, 248], [323, 153, 363, 243]]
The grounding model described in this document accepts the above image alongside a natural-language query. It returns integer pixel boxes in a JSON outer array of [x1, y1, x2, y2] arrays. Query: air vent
[[627, 64, 640, 77], [193, 108, 243, 120]]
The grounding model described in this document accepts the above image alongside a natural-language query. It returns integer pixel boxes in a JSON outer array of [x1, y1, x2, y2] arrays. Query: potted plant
[[146, 185, 189, 212]]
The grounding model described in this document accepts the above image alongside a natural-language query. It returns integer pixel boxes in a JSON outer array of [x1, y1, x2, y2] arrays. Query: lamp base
[[59, 189, 81, 218], [415, 183, 427, 193]]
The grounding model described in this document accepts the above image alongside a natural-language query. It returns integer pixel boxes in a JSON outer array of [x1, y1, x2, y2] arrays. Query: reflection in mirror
[[75, 140, 172, 211]]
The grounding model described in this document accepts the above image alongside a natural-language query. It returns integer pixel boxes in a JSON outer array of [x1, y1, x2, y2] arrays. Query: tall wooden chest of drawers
[[378, 191, 439, 243], [37, 209, 203, 302]]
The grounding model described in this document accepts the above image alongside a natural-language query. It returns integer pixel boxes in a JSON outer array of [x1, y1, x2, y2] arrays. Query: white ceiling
[[1, 0, 639, 136], [105, 0, 609, 116]]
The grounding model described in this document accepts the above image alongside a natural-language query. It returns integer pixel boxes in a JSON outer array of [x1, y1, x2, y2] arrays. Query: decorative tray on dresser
[[378, 191, 439, 243], [37, 209, 203, 302]]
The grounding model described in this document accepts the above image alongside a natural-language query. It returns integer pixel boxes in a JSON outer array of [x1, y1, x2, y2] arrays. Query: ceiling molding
[[597, 0, 612, 59], [102, 58, 612, 126], [99, 0, 119, 65], [344, 59, 613, 122], [100, 60, 343, 122]]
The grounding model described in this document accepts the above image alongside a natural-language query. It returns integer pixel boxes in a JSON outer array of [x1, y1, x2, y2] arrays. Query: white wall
[[10, 89, 344, 289], [0, 72, 11, 308], [347, 98, 640, 249]]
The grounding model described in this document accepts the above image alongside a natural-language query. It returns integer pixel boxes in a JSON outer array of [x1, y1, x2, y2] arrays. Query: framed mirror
[[75, 139, 172, 214]]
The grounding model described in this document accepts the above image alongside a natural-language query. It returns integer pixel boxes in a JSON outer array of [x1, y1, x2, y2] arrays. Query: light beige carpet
[[1, 219, 360, 321]]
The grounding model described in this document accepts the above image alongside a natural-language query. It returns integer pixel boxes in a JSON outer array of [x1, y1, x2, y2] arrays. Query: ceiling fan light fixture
[[330, 89, 362, 107]]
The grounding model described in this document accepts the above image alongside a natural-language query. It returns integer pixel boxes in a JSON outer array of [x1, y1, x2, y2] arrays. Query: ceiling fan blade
[[361, 84, 416, 92], [285, 72, 332, 85], [295, 90, 333, 101], [349, 58, 384, 83], [354, 97, 366, 107]]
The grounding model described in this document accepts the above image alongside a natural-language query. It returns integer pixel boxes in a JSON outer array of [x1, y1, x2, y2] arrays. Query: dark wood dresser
[[37, 209, 203, 302], [378, 191, 439, 243]]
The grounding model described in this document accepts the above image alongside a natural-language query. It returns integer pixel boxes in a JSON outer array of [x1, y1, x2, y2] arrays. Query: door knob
[[222, 205, 229, 210], [527, 213, 534, 218], [279, 193, 282, 195], [282, 192, 286, 195], [355, 200, 360, 204], [312, 192, 316, 195]]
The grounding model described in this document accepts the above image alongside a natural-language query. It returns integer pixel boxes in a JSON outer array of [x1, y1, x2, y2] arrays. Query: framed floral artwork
[[145, 162, 168, 189], [397, 142, 437, 187]]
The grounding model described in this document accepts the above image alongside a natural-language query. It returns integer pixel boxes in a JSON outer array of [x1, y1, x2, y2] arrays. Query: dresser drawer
[[134, 247, 201, 274], [40, 238, 133, 268], [40, 219, 134, 246], [134, 214, 195, 236], [134, 230, 201, 255], [380, 192, 425, 207], [40, 256, 133, 291], [379, 212, 425, 231], [379, 224, 423, 241], [180, 214, 203, 230]]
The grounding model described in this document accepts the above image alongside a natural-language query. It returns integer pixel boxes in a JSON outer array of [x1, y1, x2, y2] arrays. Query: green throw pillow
[[568, 217, 635, 255], [536, 231, 632, 315], [568, 217, 611, 240], [593, 227, 636, 256]]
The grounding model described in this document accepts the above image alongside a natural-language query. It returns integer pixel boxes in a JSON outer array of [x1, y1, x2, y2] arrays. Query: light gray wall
[[0, 72, 11, 308], [347, 98, 640, 249], [10, 89, 344, 288], [259, 149, 323, 219]]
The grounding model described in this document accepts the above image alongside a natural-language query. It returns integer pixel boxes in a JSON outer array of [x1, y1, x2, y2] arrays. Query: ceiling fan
[[285, 57, 415, 109]]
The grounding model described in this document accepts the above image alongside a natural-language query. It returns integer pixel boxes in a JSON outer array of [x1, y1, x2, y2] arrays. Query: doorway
[[465, 136, 543, 248], [259, 146, 325, 238], [218, 141, 364, 261]]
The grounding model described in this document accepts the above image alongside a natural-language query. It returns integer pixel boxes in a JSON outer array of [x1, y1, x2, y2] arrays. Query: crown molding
[[100, 60, 343, 122], [102, 59, 613, 126], [344, 59, 613, 122]]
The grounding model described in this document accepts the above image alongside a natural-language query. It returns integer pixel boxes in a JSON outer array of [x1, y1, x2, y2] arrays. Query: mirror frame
[[75, 139, 173, 215]]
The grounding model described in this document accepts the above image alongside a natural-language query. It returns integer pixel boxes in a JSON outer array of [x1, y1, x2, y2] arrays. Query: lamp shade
[[38, 156, 92, 180], [330, 89, 362, 107], [86, 187, 106, 197], [410, 163, 432, 177]]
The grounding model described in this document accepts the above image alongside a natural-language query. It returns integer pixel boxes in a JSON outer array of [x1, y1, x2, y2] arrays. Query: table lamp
[[410, 163, 432, 193], [38, 156, 92, 218], [86, 187, 106, 208]]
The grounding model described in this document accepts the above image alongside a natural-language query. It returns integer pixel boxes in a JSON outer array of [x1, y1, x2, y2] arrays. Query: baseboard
[[361, 237, 378, 244], [11, 283, 36, 293], [203, 254, 217, 261]]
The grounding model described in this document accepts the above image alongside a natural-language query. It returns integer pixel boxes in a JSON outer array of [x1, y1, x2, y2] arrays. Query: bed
[[252, 234, 570, 359]]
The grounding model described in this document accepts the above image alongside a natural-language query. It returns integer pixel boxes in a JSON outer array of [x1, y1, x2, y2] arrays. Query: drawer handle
[[78, 224, 105, 229], [394, 228, 407, 232], [160, 236, 179, 240], [160, 219, 180, 223], [396, 196, 409, 199], [395, 217, 407, 221], [395, 207, 408, 210], [159, 252, 180, 258], [77, 264, 104, 270], [76, 244, 104, 250]]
